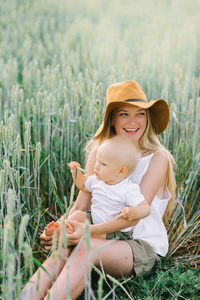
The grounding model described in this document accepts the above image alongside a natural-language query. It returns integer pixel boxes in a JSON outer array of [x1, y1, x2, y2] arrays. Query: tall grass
[[0, 0, 199, 299]]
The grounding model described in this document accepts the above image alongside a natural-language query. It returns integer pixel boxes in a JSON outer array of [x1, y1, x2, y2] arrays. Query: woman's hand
[[40, 220, 61, 251], [40, 230, 54, 251], [66, 220, 85, 246]]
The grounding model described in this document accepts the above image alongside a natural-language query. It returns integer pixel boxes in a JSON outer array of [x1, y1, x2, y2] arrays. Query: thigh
[[90, 238, 134, 277]]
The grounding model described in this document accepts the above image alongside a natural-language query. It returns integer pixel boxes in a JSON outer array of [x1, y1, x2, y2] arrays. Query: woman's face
[[112, 106, 147, 144]]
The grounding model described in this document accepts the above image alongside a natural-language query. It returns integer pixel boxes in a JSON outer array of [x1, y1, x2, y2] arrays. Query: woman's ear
[[117, 166, 128, 178]]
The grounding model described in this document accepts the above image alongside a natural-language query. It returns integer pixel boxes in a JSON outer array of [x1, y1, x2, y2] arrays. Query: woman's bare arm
[[140, 151, 168, 205], [118, 151, 169, 222]]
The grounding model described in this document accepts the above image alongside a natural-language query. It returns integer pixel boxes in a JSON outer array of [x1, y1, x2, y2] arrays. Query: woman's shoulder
[[152, 150, 168, 161], [146, 150, 168, 172], [141, 149, 167, 159], [140, 150, 168, 173]]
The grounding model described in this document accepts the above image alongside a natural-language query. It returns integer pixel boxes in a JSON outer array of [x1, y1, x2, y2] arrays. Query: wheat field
[[0, 0, 200, 299]]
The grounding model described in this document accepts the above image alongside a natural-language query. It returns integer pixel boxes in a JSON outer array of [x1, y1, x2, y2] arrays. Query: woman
[[22, 80, 176, 299]]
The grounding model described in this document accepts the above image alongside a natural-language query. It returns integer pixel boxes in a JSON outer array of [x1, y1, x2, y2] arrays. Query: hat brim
[[94, 98, 169, 138]]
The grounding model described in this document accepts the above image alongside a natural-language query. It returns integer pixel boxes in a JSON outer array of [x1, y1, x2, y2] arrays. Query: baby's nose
[[95, 163, 99, 170]]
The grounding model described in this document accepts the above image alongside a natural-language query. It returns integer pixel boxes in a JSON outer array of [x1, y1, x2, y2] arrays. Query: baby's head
[[94, 135, 140, 184]]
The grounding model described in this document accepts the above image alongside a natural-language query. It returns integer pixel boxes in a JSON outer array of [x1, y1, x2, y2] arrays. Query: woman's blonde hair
[[85, 106, 176, 223]]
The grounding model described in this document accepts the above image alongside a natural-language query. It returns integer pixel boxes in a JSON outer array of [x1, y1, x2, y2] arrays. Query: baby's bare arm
[[117, 201, 150, 221], [68, 161, 89, 192]]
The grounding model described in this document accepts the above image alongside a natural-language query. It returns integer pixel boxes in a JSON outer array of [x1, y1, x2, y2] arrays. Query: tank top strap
[[128, 150, 163, 185]]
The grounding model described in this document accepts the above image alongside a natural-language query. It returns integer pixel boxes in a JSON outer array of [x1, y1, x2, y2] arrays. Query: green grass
[[0, 0, 200, 299], [77, 263, 200, 300]]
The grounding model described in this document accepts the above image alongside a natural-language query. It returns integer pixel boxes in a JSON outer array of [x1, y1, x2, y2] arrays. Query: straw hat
[[95, 80, 169, 137]]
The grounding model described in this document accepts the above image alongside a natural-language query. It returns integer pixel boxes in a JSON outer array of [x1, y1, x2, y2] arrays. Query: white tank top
[[128, 151, 171, 256]]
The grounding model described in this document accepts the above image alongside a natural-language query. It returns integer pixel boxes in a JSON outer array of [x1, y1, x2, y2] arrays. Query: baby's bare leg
[[68, 210, 87, 223]]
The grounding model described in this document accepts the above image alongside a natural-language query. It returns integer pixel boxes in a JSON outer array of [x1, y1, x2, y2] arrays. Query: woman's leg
[[44, 238, 133, 300], [21, 212, 87, 299], [21, 247, 73, 300]]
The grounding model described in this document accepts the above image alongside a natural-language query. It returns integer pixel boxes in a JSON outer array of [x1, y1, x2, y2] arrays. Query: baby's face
[[94, 144, 122, 185]]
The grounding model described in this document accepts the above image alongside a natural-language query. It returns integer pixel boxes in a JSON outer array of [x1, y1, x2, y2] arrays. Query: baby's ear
[[118, 166, 128, 178]]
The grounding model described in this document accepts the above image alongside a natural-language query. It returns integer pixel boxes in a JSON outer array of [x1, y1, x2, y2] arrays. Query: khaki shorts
[[86, 211, 133, 241], [86, 211, 161, 277], [126, 239, 161, 277]]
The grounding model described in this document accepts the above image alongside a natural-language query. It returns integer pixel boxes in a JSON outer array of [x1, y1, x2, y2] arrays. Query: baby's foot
[[45, 221, 61, 236], [65, 221, 74, 234]]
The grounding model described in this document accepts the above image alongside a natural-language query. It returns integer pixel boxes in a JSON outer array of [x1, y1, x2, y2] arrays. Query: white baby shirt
[[84, 175, 145, 232]]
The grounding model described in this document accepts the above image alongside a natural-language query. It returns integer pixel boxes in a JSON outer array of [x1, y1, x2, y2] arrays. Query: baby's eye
[[102, 163, 106, 166]]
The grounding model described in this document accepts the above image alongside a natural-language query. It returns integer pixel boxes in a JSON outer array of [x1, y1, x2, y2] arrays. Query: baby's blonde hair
[[98, 135, 140, 176]]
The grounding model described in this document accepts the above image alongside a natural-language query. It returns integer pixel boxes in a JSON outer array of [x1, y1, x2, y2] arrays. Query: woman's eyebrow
[[117, 108, 145, 112], [117, 109, 128, 112]]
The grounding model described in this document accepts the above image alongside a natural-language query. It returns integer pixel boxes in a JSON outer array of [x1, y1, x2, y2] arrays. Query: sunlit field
[[0, 0, 200, 299]]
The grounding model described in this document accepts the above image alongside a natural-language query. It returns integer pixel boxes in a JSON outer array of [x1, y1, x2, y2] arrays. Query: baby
[[45, 136, 150, 241]]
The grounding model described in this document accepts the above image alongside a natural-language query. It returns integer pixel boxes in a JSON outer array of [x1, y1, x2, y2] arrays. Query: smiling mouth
[[124, 128, 139, 132]]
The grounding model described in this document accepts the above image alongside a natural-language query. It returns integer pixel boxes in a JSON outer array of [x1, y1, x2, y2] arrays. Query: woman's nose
[[128, 116, 136, 125]]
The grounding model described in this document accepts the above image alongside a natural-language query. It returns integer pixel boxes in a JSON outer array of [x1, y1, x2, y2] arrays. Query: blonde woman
[[22, 80, 176, 300]]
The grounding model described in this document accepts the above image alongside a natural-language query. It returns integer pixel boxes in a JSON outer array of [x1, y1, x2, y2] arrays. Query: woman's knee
[[45, 247, 69, 267], [70, 239, 100, 265], [82, 238, 109, 265]]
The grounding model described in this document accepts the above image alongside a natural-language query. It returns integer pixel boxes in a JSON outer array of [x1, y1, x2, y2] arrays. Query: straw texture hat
[[95, 80, 169, 137]]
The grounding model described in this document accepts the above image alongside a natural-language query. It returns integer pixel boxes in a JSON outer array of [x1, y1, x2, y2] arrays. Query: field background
[[0, 0, 200, 299]]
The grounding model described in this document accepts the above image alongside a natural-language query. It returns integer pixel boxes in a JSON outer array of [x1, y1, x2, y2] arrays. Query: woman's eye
[[119, 113, 128, 116]]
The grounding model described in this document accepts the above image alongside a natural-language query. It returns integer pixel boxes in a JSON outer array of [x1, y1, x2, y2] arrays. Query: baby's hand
[[116, 207, 135, 221], [68, 161, 81, 177]]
